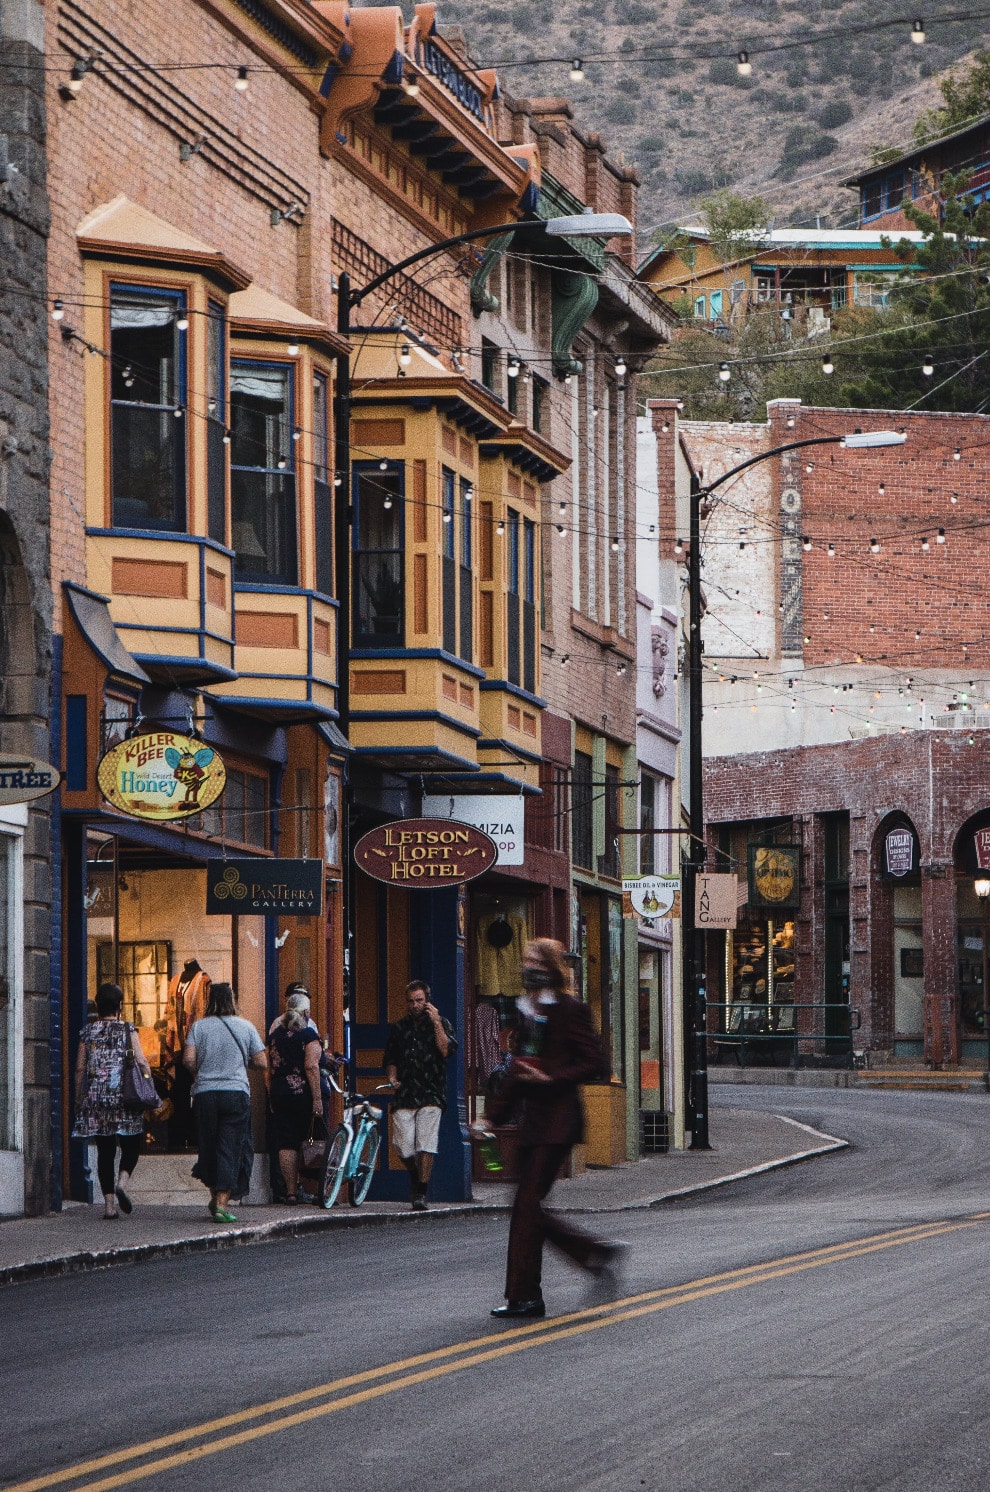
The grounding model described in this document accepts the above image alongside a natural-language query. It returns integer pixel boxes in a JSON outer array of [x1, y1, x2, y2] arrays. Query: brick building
[[0, 0, 53, 1216], [33, 0, 674, 1214], [644, 397, 990, 1069]]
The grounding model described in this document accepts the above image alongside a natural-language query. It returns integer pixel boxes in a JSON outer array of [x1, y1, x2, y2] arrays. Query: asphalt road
[[6, 1086, 990, 1492]]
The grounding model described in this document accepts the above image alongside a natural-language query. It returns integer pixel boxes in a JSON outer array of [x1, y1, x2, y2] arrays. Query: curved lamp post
[[685, 427, 907, 1149]]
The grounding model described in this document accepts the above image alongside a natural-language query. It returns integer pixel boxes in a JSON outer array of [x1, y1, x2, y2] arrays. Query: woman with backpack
[[183, 981, 266, 1223], [73, 981, 153, 1220]]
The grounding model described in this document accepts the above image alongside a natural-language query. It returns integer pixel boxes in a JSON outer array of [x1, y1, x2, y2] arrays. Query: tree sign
[[97, 732, 226, 822], [0, 755, 60, 806]]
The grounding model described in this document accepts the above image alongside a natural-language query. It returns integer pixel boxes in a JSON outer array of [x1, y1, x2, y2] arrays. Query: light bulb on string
[[173, 406, 184, 420], [674, 538, 684, 555], [718, 362, 731, 382], [399, 344, 411, 367], [954, 447, 961, 460], [921, 536, 930, 551], [922, 354, 934, 376], [556, 524, 565, 537], [870, 537, 880, 553], [937, 527, 946, 543], [878, 482, 885, 495], [786, 415, 795, 428], [611, 536, 620, 553], [176, 313, 189, 331], [66, 58, 90, 95], [822, 354, 834, 375], [806, 461, 814, 473], [51, 299, 65, 321], [736, 50, 752, 76], [333, 472, 342, 487], [276, 454, 287, 470], [496, 519, 505, 536], [383, 494, 393, 510], [222, 428, 232, 446], [911, 18, 926, 42], [507, 358, 520, 379], [614, 356, 627, 378], [292, 426, 301, 442], [827, 543, 835, 557], [287, 339, 299, 356], [379, 459, 388, 471], [569, 59, 585, 81], [802, 536, 812, 552], [234, 65, 250, 92]]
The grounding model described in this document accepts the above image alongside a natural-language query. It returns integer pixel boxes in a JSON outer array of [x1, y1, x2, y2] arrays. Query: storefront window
[[957, 880, 989, 1038], [726, 916, 796, 1032]]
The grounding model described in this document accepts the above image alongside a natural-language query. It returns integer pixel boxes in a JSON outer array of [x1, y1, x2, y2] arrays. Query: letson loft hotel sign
[[355, 818, 497, 886]]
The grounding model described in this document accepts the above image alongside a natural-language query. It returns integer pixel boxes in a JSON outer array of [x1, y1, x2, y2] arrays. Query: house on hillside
[[638, 228, 929, 336], [845, 116, 990, 229]]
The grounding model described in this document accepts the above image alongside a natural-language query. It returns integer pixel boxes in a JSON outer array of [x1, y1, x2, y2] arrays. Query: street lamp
[[683, 427, 908, 1149], [975, 877, 990, 1090]]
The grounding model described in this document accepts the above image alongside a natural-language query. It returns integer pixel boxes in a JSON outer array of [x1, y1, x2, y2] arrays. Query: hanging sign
[[695, 873, 739, 930], [355, 817, 497, 886], [974, 827, 990, 871], [885, 827, 917, 878], [421, 794, 524, 865], [206, 858, 323, 916], [622, 876, 681, 921], [747, 844, 801, 909], [97, 732, 226, 822], [0, 754, 60, 806]]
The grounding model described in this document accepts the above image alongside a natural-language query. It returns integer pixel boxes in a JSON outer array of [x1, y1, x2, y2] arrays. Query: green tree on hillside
[[914, 51, 990, 145]]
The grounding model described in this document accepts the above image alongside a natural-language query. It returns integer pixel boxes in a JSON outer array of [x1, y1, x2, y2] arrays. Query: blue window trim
[[350, 646, 486, 680], [230, 357, 296, 475], [352, 459, 405, 648], [478, 679, 546, 708]]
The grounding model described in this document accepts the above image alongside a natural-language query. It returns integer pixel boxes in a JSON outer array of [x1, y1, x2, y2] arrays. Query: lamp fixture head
[[975, 877, 990, 899]]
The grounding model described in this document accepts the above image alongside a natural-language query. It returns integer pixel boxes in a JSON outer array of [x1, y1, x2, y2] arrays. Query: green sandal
[[209, 1203, 238, 1224]]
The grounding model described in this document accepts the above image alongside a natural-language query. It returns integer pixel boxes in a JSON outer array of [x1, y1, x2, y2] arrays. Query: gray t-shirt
[[187, 1016, 263, 1096]]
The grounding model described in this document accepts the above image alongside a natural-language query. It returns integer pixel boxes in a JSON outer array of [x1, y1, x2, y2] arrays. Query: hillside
[[425, 0, 989, 237]]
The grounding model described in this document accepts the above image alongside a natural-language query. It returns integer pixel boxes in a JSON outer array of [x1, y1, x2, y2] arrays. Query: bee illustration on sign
[[165, 745, 216, 807]]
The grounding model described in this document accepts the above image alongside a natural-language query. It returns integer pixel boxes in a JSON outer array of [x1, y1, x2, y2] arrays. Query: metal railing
[[707, 1002, 862, 1069]]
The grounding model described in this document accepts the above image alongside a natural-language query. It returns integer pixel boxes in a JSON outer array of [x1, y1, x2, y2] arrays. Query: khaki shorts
[[392, 1105, 442, 1158]]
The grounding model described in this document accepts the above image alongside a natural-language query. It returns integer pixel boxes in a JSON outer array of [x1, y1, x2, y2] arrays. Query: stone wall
[[0, 0, 53, 1213]]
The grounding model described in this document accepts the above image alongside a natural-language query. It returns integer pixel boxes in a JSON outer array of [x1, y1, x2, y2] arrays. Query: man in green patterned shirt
[[384, 980, 457, 1210]]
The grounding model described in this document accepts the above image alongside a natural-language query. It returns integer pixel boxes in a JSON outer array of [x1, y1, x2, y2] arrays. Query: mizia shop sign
[[355, 818, 497, 886]]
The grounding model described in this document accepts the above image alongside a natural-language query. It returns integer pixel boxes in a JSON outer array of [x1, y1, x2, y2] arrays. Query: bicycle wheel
[[321, 1126, 350, 1208], [347, 1125, 380, 1206]]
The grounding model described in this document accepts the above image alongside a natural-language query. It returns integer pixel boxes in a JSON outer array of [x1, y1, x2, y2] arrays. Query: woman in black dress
[[267, 991, 323, 1202]]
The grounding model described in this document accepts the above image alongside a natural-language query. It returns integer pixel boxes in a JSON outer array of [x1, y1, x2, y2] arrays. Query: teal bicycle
[[320, 1058, 390, 1208]]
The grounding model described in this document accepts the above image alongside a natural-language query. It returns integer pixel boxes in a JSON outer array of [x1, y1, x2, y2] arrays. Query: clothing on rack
[[475, 912, 526, 999], [474, 1000, 500, 1083]]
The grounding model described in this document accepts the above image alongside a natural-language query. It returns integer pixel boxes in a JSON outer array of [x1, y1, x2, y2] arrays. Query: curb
[[0, 1119, 848, 1287]]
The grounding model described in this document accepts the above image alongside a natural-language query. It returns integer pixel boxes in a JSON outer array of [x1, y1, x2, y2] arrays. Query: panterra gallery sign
[[354, 818, 497, 886], [206, 858, 324, 916], [0, 754, 60, 806], [97, 731, 226, 822]]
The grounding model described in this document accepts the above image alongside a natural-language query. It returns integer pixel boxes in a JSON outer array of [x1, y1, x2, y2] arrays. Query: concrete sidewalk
[[0, 1106, 846, 1287]]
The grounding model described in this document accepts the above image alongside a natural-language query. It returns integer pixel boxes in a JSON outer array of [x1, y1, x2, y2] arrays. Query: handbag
[[300, 1117, 328, 1172], [121, 1027, 160, 1112]]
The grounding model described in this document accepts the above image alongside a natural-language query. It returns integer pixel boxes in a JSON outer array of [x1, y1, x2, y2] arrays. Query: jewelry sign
[[354, 818, 497, 886], [885, 827, 917, 878], [974, 827, 990, 871], [206, 858, 324, 916], [97, 732, 225, 822]]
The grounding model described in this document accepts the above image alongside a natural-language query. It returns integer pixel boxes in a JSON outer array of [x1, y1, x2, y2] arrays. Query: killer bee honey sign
[[97, 731, 226, 822], [747, 844, 801, 910]]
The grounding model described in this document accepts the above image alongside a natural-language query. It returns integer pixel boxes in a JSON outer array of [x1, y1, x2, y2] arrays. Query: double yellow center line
[[11, 1214, 987, 1492]]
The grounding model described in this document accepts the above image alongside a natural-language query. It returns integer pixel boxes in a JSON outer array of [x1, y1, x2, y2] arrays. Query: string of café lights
[[20, 9, 990, 91], [36, 236, 990, 722], [47, 282, 990, 671]]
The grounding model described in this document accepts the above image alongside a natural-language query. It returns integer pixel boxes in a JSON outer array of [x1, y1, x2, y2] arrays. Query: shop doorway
[[953, 810, 990, 1059], [83, 834, 266, 1156]]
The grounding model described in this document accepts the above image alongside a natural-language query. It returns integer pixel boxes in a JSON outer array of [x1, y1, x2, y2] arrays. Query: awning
[[64, 583, 151, 686]]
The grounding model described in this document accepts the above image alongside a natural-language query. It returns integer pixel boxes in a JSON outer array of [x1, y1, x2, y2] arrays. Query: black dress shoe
[[490, 1298, 545, 1319]]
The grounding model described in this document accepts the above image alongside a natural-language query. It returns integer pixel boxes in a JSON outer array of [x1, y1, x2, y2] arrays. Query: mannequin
[[165, 959, 211, 1057]]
